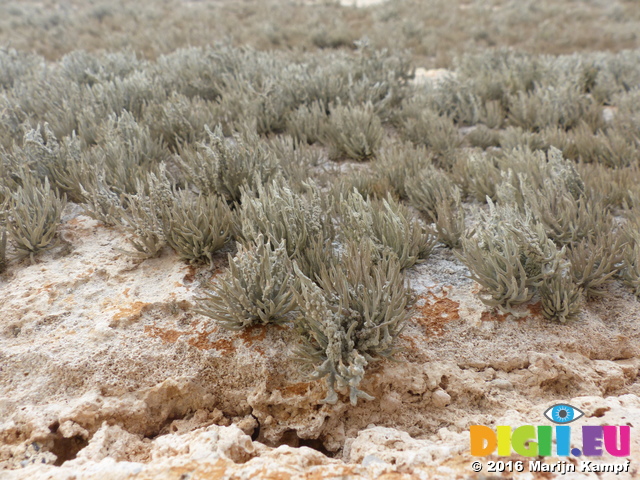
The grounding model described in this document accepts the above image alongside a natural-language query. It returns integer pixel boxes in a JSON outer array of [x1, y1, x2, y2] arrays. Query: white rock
[[431, 389, 451, 408]]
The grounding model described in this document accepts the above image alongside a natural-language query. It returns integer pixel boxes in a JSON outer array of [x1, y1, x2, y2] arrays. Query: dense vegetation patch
[[1, 0, 639, 404]]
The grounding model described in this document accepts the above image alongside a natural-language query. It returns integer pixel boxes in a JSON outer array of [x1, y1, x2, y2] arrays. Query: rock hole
[[250, 413, 260, 441], [50, 434, 89, 466], [276, 429, 336, 458]]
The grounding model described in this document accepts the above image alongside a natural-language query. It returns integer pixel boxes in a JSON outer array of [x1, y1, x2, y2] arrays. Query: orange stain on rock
[[411, 290, 460, 337], [528, 302, 543, 317], [189, 332, 235, 354], [282, 382, 314, 397], [480, 310, 510, 322], [112, 301, 150, 323], [239, 324, 269, 346], [143, 324, 236, 355], [144, 325, 182, 343]]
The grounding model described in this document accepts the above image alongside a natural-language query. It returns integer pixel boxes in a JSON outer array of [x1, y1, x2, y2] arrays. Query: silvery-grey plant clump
[[286, 100, 327, 145], [405, 166, 457, 223], [567, 229, 625, 297], [116, 168, 174, 259], [497, 146, 604, 246], [79, 172, 123, 226], [266, 135, 322, 190], [507, 84, 600, 132], [0, 48, 44, 90], [569, 122, 640, 168], [143, 92, 221, 150], [576, 162, 640, 211], [453, 151, 501, 202], [323, 102, 383, 162], [399, 107, 461, 155], [374, 140, 432, 200], [161, 190, 235, 265], [457, 200, 563, 312], [293, 242, 409, 405], [86, 111, 168, 196], [619, 216, 640, 297], [539, 266, 583, 323], [6, 175, 66, 263], [178, 125, 281, 202], [464, 124, 502, 150], [71, 110, 166, 225], [339, 189, 436, 269], [197, 234, 296, 330], [621, 246, 640, 297], [239, 179, 334, 280], [521, 178, 601, 246], [432, 186, 466, 249], [11, 124, 89, 203]]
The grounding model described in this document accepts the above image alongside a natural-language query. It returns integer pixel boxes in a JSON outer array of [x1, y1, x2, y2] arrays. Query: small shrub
[[465, 125, 502, 150], [197, 235, 296, 330], [567, 230, 625, 297], [480, 100, 506, 130], [239, 179, 334, 280], [80, 173, 123, 226], [16, 125, 89, 203], [335, 168, 392, 201], [374, 141, 432, 199], [499, 147, 599, 245], [452, 152, 501, 202], [293, 242, 409, 405], [117, 170, 173, 259], [323, 102, 383, 162], [253, 81, 301, 136], [405, 167, 456, 222], [339, 190, 437, 269], [400, 109, 461, 155], [577, 163, 640, 210], [571, 124, 640, 168], [267, 135, 322, 190], [6, 176, 66, 262], [523, 182, 603, 246], [457, 201, 562, 311], [419, 79, 481, 126], [285, 100, 327, 145], [161, 191, 235, 265], [143, 93, 220, 150], [178, 125, 280, 202], [539, 266, 583, 323], [507, 85, 601, 132], [84, 111, 167, 196], [620, 216, 640, 297], [432, 186, 465, 249], [499, 127, 548, 151]]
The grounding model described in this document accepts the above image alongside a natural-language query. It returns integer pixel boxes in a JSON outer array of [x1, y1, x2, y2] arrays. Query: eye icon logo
[[544, 404, 584, 424]]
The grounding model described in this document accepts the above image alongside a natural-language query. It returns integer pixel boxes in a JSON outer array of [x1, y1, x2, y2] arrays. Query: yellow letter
[[497, 426, 512, 456]]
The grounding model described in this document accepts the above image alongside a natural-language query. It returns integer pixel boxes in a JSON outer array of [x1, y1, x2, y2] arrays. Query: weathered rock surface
[[1, 205, 640, 478]]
